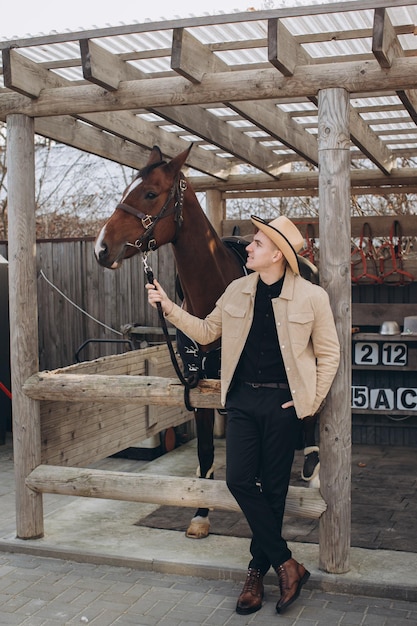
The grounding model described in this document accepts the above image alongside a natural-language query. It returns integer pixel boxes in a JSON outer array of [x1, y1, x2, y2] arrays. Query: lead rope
[[142, 253, 197, 412]]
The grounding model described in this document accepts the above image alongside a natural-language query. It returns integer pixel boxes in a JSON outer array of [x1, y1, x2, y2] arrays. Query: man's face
[[245, 229, 281, 272]]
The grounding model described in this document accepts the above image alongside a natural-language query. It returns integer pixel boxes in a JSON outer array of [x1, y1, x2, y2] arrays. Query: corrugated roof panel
[[304, 37, 372, 58], [282, 9, 373, 36]]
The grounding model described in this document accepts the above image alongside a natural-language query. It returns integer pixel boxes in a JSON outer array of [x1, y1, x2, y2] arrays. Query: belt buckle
[[250, 383, 260, 389]]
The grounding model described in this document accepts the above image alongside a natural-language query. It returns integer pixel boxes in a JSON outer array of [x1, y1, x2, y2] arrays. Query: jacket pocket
[[223, 303, 246, 337], [288, 312, 314, 355]]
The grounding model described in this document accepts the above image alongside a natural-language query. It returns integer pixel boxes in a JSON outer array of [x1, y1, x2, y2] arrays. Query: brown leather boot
[[275, 558, 310, 613], [236, 568, 264, 615]]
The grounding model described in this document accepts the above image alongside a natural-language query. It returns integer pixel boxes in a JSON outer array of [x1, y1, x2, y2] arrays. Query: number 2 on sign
[[354, 342, 378, 365]]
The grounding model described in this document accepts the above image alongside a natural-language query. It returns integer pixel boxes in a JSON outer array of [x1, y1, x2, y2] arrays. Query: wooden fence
[[0, 239, 178, 371]]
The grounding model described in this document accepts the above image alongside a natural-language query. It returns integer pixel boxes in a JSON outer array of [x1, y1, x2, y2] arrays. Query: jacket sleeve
[[165, 298, 223, 346], [310, 289, 340, 415]]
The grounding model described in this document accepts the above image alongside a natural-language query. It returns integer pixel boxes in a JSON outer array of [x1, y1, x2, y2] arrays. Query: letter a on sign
[[370, 388, 394, 410]]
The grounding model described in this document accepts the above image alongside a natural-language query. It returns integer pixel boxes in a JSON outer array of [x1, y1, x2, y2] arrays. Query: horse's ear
[[166, 144, 193, 176], [147, 145, 163, 165]]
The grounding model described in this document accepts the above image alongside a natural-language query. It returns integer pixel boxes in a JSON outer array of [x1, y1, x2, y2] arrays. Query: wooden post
[[206, 189, 223, 236], [7, 114, 44, 539], [317, 89, 351, 573]]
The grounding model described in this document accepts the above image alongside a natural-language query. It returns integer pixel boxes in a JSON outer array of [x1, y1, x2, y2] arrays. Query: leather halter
[[116, 172, 187, 252]]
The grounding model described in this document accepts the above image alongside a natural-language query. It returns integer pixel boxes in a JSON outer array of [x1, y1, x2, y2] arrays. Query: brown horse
[[95, 144, 320, 538]]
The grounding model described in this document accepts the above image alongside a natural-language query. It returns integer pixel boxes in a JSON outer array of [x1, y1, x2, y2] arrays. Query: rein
[[141, 254, 198, 413], [118, 168, 197, 410], [118, 173, 187, 252]]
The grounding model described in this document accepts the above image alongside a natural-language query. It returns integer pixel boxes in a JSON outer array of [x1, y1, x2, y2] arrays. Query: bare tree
[[0, 122, 136, 239]]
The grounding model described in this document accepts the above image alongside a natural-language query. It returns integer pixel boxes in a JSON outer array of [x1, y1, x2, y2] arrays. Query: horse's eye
[[145, 192, 157, 200]]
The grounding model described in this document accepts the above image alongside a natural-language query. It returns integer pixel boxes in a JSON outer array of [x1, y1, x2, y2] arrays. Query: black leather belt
[[241, 381, 289, 390]]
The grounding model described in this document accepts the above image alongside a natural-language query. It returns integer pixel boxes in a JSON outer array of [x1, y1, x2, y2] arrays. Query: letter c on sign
[[397, 388, 417, 411]]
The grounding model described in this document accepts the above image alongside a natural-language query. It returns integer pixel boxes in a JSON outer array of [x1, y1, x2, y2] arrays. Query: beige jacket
[[166, 270, 340, 418]]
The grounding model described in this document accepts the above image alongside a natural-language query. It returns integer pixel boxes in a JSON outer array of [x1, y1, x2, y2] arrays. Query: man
[[147, 214, 340, 615]]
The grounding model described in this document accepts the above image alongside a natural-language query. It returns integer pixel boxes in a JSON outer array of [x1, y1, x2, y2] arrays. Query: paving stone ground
[[1, 551, 417, 626]]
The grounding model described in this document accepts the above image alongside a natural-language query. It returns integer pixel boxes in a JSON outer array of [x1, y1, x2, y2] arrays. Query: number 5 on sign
[[354, 342, 379, 365], [351, 386, 369, 409]]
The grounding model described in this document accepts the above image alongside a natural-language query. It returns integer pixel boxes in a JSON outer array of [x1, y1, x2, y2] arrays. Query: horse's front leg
[[185, 407, 215, 539], [301, 414, 320, 488]]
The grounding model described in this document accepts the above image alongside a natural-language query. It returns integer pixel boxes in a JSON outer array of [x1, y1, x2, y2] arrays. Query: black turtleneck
[[234, 275, 287, 384]]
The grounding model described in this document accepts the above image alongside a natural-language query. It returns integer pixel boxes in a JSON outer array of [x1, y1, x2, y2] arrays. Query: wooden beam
[[23, 373, 222, 407], [224, 215, 417, 239], [80, 38, 140, 90], [78, 38, 257, 177], [372, 9, 417, 132], [171, 27, 318, 167], [349, 105, 396, 175], [189, 167, 417, 193], [397, 89, 417, 126], [1, 58, 417, 118], [2, 48, 64, 98], [228, 99, 318, 166], [171, 27, 227, 83], [34, 115, 151, 169], [26, 465, 327, 519], [268, 18, 311, 77], [3, 45, 230, 178], [1, 0, 414, 49], [372, 7, 403, 69]]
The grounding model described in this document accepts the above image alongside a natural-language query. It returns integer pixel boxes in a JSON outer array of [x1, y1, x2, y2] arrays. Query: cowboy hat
[[251, 214, 304, 275]]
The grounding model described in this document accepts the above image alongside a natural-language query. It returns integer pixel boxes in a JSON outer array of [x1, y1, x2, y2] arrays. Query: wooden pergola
[[1, 0, 417, 575]]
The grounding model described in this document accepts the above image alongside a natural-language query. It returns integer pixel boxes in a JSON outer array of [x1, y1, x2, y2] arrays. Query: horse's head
[[95, 144, 192, 268]]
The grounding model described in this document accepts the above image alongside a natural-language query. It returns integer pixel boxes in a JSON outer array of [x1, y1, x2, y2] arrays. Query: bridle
[[117, 169, 187, 252]]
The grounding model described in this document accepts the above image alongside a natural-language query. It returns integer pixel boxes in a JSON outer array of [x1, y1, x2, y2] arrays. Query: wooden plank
[[26, 465, 327, 519], [41, 406, 189, 466], [352, 303, 417, 327]]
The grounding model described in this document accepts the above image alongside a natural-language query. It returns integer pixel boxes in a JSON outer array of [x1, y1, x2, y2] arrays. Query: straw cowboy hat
[[251, 214, 304, 275]]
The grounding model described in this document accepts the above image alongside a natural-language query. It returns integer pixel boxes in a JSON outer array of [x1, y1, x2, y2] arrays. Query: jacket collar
[[242, 268, 297, 300], [281, 268, 297, 300]]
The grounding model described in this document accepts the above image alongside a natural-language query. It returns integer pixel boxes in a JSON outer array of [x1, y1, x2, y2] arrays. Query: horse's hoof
[[185, 516, 210, 539], [301, 446, 320, 483]]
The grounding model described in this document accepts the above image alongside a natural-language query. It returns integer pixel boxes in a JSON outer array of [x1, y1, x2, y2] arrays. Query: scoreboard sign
[[352, 386, 417, 411], [354, 342, 407, 366]]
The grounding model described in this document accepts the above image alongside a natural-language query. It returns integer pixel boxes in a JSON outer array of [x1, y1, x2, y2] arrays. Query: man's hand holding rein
[[145, 279, 175, 316]]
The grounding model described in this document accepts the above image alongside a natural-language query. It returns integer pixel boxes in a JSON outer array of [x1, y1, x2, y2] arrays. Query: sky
[[1, 0, 273, 39]]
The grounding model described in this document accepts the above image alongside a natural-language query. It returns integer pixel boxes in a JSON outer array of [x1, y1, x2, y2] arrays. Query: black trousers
[[225, 382, 302, 575]]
